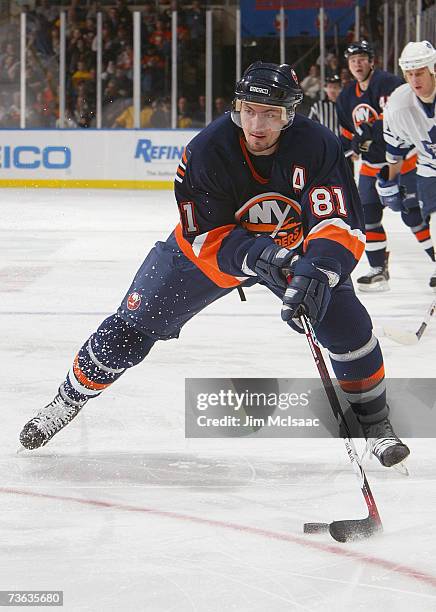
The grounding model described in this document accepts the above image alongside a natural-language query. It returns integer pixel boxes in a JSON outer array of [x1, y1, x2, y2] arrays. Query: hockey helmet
[[232, 61, 303, 130], [399, 41, 436, 74], [344, 40, 374, 61], [325, 74, 341, 84]]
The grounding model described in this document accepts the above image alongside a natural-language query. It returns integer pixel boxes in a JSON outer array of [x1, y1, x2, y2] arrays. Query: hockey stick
[[300, 313, 383, 542], [383, 299, 436, 345]]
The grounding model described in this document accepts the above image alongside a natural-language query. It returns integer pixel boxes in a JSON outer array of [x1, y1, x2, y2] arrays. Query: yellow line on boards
[[0, 179, 173, 190]]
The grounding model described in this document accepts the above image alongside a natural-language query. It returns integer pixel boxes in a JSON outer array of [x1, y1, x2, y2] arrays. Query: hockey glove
[[351, 122, 373, 154], [375, 166, 406, 212], [281, 257, 341, 333], [253, 243, 296, 290]]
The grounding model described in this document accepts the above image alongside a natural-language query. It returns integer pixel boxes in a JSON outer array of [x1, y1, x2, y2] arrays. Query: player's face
[[405, 67, 435, 99], [348, 54, 373, 82], [240, 102, 288, 155]]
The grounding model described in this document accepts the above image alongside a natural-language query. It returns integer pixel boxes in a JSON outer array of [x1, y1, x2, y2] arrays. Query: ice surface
[[1, 189, 436, 611]]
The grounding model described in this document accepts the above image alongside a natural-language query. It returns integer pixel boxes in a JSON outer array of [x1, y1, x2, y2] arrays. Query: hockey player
[[19, 62, 410, 468], [380, 41, 436, 290], [336, 40, 434, 291]]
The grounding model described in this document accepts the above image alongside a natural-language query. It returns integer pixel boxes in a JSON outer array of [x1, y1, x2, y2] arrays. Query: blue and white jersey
[[383, 83, 436, 178]]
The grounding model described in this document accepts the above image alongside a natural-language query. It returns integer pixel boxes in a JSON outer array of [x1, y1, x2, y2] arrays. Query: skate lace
[[34, 396, 77, 437], [362, 419, 399, 457], [366, 266, 384, 278]]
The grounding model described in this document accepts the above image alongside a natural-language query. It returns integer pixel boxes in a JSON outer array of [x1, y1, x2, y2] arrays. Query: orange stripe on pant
[[174, 223, 242, 288], [73, 356, 112, 391], [339, 364, 385, 393], [304, 224, 365, 261], [366, 231, 387, 242], [415, 228, 430, 241]]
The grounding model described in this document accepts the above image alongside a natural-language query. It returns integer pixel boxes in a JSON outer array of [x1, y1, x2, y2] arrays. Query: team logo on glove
[[235, 192, 303, 249], [127, 292, 142, 311]]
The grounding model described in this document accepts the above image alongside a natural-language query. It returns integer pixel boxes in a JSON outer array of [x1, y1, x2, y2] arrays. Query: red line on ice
[[2, 485, 436, 589]]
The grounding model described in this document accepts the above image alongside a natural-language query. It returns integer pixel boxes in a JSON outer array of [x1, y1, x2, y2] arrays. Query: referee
[[308, 74, 341, 137]]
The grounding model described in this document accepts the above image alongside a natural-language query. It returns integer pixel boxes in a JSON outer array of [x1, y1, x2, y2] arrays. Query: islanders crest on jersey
[[235, 192, 303, 249]]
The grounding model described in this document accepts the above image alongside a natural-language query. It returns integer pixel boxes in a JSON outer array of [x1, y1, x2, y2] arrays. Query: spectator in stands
[[300, 64, 321, 100], [73, 95, 93, 128], [213, 96, 229, 119], [325, 53, 340, 79], [192, 94, 206, 126], [149, 19, 171, 57], [103, 78, 120, 106], [71, 60, 93, 91], [177, 96, 193, 128], [149, 97, 170, 128], [185, 0, 205, 56], [113, 66, 132, 97], [112, 99, 154, 128], [56, 105, 79, 128]]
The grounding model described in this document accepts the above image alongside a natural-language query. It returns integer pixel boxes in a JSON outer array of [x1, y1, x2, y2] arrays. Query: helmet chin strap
[[358, 65, 374, 87]]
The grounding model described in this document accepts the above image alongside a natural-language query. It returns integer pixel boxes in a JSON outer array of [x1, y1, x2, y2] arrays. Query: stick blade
[[383, 326, 419, 345], [329, 516, 382, 543], [303, 522, 330, 534]]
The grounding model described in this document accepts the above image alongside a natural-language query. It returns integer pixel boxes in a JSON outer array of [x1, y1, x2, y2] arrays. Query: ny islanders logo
[[352, 103, 379, 130], [235, 192, 303, 249]]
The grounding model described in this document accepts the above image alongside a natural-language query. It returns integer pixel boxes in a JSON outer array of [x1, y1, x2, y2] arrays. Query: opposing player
[[381, 41, 436, 290], [337, 41, 434, 291], [19, 62, 409, 468]]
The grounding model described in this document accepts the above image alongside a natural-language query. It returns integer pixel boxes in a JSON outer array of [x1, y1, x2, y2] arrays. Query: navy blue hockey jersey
[[173, 113, 365, 289], [336, 69, 406, 176]]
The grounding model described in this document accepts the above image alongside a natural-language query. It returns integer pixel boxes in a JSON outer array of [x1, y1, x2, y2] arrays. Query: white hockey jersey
[[383, 83, 436, 177]]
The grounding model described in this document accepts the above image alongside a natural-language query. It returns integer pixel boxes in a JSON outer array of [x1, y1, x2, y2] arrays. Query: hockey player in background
[[380, 41, 436, 290], [19, 62, 410, 469], [336, 41, 434, 292]]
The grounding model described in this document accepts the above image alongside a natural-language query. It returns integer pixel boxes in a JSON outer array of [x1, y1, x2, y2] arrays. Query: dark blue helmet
[[344, 40, 374, 61], [234, 61, 303, 110]]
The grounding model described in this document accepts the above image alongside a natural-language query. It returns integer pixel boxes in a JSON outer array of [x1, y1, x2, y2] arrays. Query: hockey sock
[[401, 208, 435, 261], [60, 314, 156, 405], [363, 222, 387, 268], [329, 334, 388, 424]]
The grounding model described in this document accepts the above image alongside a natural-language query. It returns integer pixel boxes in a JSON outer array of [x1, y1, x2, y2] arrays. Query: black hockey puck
[[303, 522, 330, 534]]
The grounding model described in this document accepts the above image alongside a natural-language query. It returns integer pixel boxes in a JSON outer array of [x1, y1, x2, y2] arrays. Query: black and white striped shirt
[[308, 99, 340, 137]]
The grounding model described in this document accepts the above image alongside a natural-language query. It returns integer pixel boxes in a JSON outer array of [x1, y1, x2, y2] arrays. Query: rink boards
[[0, 129, 198, 189]]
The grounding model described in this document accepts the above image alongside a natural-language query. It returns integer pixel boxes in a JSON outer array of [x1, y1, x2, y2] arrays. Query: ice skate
[[357, 253, 390, 292], [361, 416, 410, 468], [20, 393, 85, 450]]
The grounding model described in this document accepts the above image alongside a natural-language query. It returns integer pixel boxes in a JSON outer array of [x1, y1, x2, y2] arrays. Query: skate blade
[[393, 461, 410, 476], [383, 327, 418, 345], [357, 282, 390, 293]]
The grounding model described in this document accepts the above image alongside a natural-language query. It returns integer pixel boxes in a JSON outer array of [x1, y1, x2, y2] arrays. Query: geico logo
[[249, 86, 270, 95], [0, 146, 71, 169], [135, 139, 185, 163]]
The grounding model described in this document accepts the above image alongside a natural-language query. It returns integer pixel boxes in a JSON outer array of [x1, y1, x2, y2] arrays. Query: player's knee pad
[[93, 314, 156, 369]]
